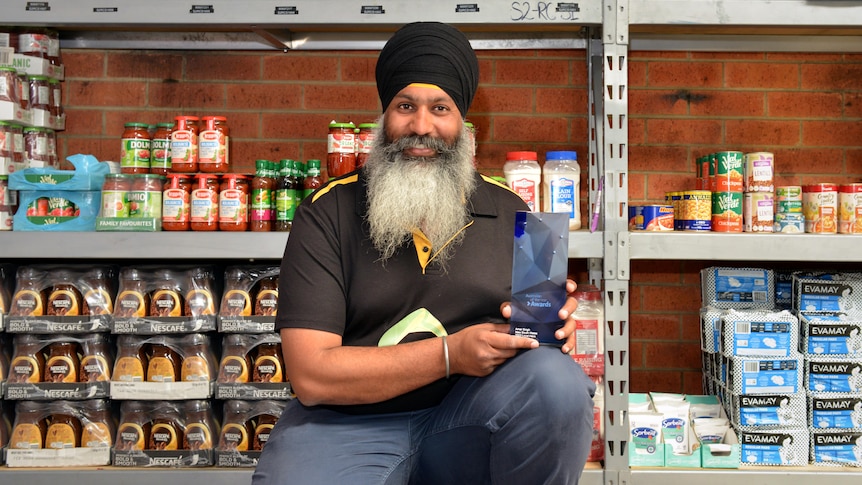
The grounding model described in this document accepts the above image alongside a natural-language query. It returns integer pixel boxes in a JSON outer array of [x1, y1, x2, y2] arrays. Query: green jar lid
[[124, 122, 149, 129], [328, 122, 356, 129], [307, 159, 321, 168], [358, 123, 377, 129], [157, 122, 175, 128], [29, 75, 49, 81], [0, 66, 17, 73]]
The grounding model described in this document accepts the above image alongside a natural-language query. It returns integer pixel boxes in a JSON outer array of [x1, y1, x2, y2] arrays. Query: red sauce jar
[[219, 174, 249, 231], [129, 174, 163, 219], [162, 173, 192, 231], [17, 73, 30, 112], [120, 123, 151, 175], [199, 116, 229, 173], [170, 116, 199, 173], [101, 174, 132, 218], [355, 123, 377, 168], [17, 29, 50, 59], [28, 75, 50, 112], [190, 174, 219, 231], [150, 122, 173, 176], [9, 123, 24, 164], [0, 67, 19, 105], [250, 160, 275, 232], [327, 121, 356, 178]]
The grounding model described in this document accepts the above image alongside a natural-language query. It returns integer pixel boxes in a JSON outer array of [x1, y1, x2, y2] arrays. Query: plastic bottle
[[543, 150, 581, 230], [570, 285, 604, 377], [503, 151, 541, 211]]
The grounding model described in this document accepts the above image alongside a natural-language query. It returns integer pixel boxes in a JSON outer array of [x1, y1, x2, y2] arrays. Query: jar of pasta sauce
[[17, 28, 50, 60], [170, 116, 199, 173], [9, 123, 24, 164], [28, 75, 50, 113], [162, 173, 192, 231], [0, 67, 19, 105], [219, 173, 249, 231], [49, 78, 62, 118], [129, 174, 163, 219], [190, 174, 219, 231], [150, 122, 173, 176], [355, 123, 377, 169], [0, 122, 14, 161], [101, 174, 132, 218], [17, 73, 30, 112], [120, 123, 151, 175], [199, 116, 229, 173], [24, 127, 51, 167], [327, 121, 356, 178]]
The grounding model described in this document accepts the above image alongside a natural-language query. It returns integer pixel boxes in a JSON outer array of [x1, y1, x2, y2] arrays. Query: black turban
[[375, 22, 479, 118]]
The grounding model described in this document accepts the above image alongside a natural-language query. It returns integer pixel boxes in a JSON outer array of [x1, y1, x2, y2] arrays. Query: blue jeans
[[251, 346, 596, 485]]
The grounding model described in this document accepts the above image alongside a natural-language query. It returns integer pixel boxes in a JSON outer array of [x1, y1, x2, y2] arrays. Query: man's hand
[[499, 278, 579, 353], [447, 323, 538, 377]]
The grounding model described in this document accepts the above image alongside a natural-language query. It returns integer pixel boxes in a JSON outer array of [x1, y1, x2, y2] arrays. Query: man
[[252, 21, 595, 485]]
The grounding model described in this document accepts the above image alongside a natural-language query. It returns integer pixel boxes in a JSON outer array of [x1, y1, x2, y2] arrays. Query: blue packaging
[[509, 211, 569, 346], [809, 393, 862, 429]]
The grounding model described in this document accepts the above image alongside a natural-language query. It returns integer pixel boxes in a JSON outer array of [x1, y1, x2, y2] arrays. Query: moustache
[[382, 135, 457, 160]]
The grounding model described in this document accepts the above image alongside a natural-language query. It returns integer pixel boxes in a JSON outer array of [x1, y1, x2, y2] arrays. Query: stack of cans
[[742, 152, 775, 233], [775, 186, 804, 233]]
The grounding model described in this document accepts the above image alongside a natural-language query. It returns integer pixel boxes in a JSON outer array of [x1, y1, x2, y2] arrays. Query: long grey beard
[[364, 121, 477, 268]]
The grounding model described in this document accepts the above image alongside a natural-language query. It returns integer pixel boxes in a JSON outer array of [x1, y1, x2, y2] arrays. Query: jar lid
[[135, 173, 164, 180], [546, 150, 578, 161], [506, 151, 537, 161], [329, 121, 356, 129], [104, 173, 131, 180], [124, 122, 149, 129], [29, 74, 49, 80], [358, 123, 378, 129], [175, 115, 200, 121], [307, 159, 321, 168], [0, 66, 16, 73], [157, 122, 175, 128], [202, 115, 227, 121], [166, 173, 191, 179]]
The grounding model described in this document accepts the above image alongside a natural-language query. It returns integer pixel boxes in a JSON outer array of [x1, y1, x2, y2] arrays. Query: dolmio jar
[[190, 174, 220, 231], [170, 116, 199, 173], [120, 123, 151, 175], [162, 173, 191, 231]]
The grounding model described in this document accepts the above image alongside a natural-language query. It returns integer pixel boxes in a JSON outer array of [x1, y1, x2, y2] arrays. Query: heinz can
[[838, 183, 862, 234], [711, 191, 743, 232], [803, 183, 838, 234], [743, 152, 774, 192], [743, 192, 774, 233], [713, 151, 744, 193]]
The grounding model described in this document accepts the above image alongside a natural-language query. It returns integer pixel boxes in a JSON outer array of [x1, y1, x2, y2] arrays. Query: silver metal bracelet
[[442, 335, 450, 379]]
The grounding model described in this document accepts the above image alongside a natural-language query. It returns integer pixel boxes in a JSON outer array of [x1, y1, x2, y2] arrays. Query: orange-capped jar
[[190, 173, 220, 231], [170, 116, 199, 173], [199, 116, 229, 173], [219, 173, 249, 231], [162, 173, 192, 231]]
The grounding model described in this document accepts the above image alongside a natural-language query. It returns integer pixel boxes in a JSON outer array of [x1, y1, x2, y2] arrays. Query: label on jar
[[149, 422, 180, 450], [80, 354, 112, 382], [82, 421, 112, 448], [129, 189, 162, 218], [170, 130, 197, 166], [255, 289, 278, 316], [181, 355, 211, 382], [114, 356, 145, 382], [186, 289, 215, 317], [47, 288, 81, 316], [219, 187, 245, 224], [327, 132, 355, 154], [221, 290, 252, 317], [150, 289, 182, 317], [85, 288, 113, 315], [253, 422, 275, 451], [251, 187, 273, 222], [199, 129, 226, 168], [116, 423, 146, 450], [115, 290, 147, 318], [148, 356, 178, 382], [219, 355, 250, 383], [12, 423, 44, 449], [219, 423, 250, 451], [150, 137, 171, 172], [102, 189, 130, 218], [9, 355, 42, 383], [45, 422, 77, 449], [121, 138, 151, 171], [184, 422, 213, 450], [191, 187, 217, 224], [163, 187, 189, 223], [11, 289, 44, 316], [45, 354, 77, 383], [253, 354, 283, 383]]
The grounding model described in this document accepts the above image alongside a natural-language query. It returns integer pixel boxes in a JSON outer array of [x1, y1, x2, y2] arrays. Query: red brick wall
[[55, 47, 862, 395]]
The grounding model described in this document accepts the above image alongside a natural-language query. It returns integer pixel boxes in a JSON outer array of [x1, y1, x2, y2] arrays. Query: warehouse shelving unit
[[3, 0, 862, 483]]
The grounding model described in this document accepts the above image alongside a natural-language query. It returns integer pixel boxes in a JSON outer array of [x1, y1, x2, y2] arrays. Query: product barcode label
[[0, 47, 13, 66], [753, 291, 767, 302], [744, 361, 760, 373], [736, 322, 751, 334]]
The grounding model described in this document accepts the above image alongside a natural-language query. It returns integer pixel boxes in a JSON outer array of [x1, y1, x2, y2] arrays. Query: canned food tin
[[680, 190, 712, 231], [743, 192, 774, 233], [665, 192, 682, 230], [711, 191, 743, 232], [838, 183, 862, 234], [803, 183, 838, 234], [774, 212, 805, 234], [743, 152, 774, 193], [776, 186, 802, 201], [713, 151, 744, 193], [629, 205, 674, 231], [776, 200, 802, 214]]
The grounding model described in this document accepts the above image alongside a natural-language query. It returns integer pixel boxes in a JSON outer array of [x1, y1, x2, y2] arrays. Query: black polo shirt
[[276, 169, 529, 413]]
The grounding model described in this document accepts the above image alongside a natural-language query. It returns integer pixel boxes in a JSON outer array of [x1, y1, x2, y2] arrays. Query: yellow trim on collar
[[311, 174, 360, 204]]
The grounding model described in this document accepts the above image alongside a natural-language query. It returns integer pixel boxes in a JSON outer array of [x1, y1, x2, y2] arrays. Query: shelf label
[[511, 2, 581, 21], [190, 4, 215, 14], [25, 1, 51, 12], [274, 6, 299, 15], [360, 5, 385, 14], [93, 7, 119, 13], [456, 4, 480, 13]]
